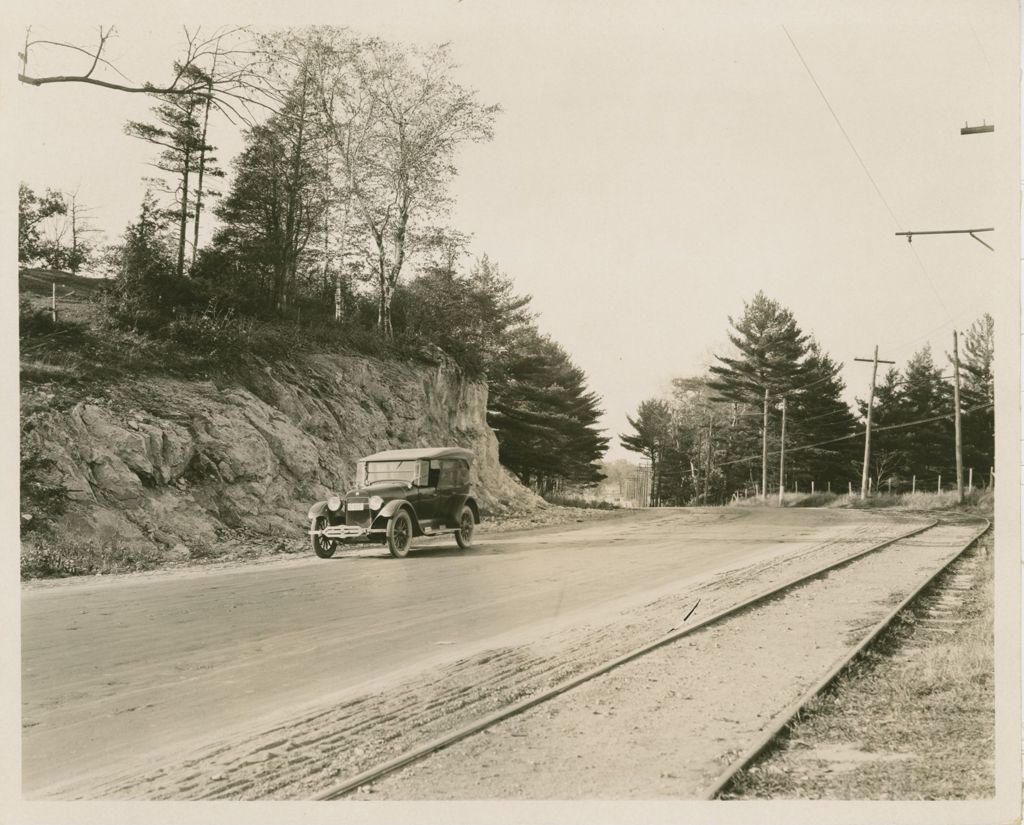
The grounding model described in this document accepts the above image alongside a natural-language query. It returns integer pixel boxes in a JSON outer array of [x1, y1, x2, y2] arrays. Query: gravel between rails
[[45, 512, 932, 800], [353, 520, 985, 800]]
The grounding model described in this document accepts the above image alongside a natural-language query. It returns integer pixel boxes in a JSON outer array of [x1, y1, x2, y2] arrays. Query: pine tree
[[207, 71, 329, 314], [125, 64, 222, 279], [488, 328, 608, 491], [783, 343, 859, 488], [900, 345, 953, 481], [708, 292, 810, 402], [958, 314, 995, 480], [619, 398, 675, 506], [708, 292, 813, 496]]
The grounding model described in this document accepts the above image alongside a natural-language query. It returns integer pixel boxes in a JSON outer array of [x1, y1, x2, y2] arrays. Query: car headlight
[[368, 495, 384, 511], [327, 496, 342, 511]]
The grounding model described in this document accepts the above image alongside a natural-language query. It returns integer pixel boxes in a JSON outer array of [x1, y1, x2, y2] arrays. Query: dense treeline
[[621, 293, 994, 505], [864, 315, 995, 490], [17, 26, 609, 493]]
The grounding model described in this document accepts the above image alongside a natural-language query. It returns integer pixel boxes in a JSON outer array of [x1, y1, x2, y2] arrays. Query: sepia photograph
[[2, 1, 1020, 823]]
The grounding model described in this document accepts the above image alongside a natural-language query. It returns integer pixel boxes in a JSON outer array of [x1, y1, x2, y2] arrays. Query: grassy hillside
[[19, 268, 448, 394]]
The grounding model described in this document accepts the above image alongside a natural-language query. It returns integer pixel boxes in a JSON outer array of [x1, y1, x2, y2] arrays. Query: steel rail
[[702, 517, 992, 800], [314, 516, 941, 801]]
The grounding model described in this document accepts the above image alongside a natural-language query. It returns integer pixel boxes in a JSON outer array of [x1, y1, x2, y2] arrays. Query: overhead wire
[[714, 401, 992, 469], [781, 25, 952, 318]]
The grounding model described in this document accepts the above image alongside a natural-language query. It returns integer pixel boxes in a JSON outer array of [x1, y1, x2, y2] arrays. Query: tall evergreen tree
[[708, 292, 811, 402], [708, 292, 813, 495], [489, 328, 608, 491], [125, 63, 222, 279], [900, 345, 953, 481], [958, 313, 995, 479], [619, 398, 675, 506], [207, 68, 329, 314], [783, 343, 859, 487], [859, 345, 953, 488]]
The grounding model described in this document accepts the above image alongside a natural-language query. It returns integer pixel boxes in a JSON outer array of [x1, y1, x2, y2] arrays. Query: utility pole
[[777, 397, 787, 506], [952, 330, 964, 504], [761, 388, 769, 501], [855, 346, 896, 499], [703, 415, 714, 506]]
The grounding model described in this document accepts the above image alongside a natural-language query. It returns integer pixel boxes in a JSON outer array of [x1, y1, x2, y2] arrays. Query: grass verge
[[729, 488, 993, 517]]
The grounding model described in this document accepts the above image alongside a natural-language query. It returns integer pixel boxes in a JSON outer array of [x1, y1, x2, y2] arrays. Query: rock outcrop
[[21, 352, 541, 551]]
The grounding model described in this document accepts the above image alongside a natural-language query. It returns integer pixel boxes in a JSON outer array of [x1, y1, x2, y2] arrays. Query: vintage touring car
[[307, 447, 481, 559]]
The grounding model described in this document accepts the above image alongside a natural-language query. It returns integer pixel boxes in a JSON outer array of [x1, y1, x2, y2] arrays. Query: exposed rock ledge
[[21, 353, 542, 552]]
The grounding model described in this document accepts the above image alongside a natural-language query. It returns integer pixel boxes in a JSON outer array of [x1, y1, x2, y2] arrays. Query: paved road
[[22, 507, 886, 796]]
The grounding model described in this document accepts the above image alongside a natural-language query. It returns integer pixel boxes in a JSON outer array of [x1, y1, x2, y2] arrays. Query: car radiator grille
[[346, 510, 372, 528]]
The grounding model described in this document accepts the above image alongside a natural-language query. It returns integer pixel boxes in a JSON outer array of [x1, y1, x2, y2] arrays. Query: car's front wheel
[[454, 506, 475, 549], [387, 510, 413, 558], [311, 516, 337, 559]]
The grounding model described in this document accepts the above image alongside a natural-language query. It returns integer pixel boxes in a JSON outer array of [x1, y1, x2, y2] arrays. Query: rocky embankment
[[21, 353, 542, 556]]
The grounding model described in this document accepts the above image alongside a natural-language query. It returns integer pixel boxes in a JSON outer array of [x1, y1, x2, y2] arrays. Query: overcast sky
[[8, 1, 1018, 461]]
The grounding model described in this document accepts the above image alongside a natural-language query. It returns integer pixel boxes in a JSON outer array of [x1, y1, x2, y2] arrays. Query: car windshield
[[363, 460, 420, 485]]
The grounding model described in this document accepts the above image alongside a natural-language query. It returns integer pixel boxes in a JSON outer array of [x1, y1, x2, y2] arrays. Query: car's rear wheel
[[387, 511, 413, 558], [454, 506, 475, 549], [311, 516, 337, 559]]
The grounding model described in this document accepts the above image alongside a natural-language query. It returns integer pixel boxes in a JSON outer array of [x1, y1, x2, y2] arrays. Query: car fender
[[376, 499, 425, 535], [445, 495, 480, 527], [307, 501, 330, 520]]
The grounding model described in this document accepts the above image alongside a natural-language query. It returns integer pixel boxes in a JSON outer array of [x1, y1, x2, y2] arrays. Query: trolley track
[[312, 515, 986, 801], [705, 516, 992, 799]]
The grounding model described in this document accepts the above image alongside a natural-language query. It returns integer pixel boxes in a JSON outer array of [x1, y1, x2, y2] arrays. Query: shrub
[[541, 492, 619, 510], [20, 538, 165, 579], [19, 297, 56, 337], [788, 491, 840, 508], [165, 303, 257, 358]]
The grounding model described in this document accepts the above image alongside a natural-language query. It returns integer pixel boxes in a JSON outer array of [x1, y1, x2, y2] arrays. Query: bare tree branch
[[17, 24, 279, 122]]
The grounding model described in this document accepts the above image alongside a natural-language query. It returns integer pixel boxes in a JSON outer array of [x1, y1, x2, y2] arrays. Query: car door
[[434, 460, 461, 525], [411, 459, 439, 525]]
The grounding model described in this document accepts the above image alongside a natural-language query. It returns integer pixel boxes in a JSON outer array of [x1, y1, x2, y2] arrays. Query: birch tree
[[312, 34, 498, 337]]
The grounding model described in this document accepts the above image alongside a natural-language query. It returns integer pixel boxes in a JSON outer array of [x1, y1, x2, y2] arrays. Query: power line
[[790, 406, 856, 425], [879, 310, 981, 357], [715, 401, 992, 469], [782, 25, 951, 317], [782, 26, 901, 227]]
